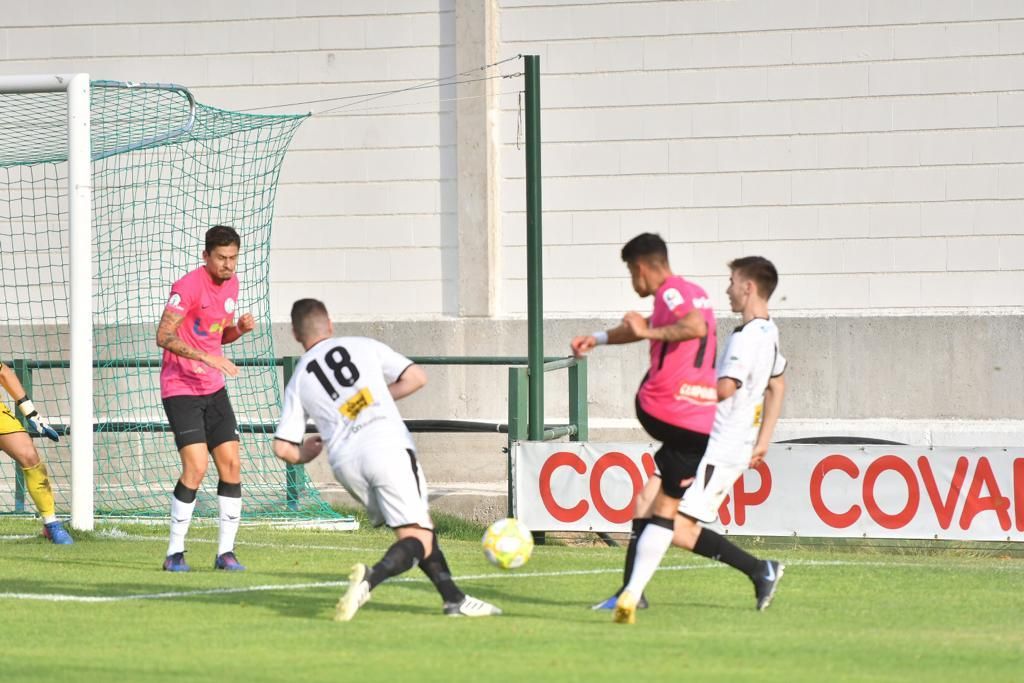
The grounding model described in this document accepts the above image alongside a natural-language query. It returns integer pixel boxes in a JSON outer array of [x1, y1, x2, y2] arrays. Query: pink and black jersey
[[636, 275, 717, 435], [160, 266, 239, 399]]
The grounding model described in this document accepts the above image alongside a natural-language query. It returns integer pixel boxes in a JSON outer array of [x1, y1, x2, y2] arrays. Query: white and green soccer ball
[[482, 517, 534, 570]]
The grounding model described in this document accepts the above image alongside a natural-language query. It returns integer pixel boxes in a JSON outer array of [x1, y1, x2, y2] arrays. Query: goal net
[[0, 76, 342, 526]]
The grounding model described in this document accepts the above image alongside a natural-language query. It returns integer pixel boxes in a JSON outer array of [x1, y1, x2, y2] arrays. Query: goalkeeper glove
[[16, 397, 60, 442]]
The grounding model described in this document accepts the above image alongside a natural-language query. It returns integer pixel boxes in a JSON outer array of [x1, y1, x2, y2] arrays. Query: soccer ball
[[481, 517, 534, 570]]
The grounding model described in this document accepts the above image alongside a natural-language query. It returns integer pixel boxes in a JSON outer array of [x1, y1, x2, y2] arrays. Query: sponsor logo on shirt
[[676, 382, 717, 404], [351, 414, 385, 433], [193, 318, 230, 337], [692, 296, 711, 309], [340, 387, 374, 420]]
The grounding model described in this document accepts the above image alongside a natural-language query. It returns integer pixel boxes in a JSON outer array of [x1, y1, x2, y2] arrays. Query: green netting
[[0, 80, 341, 520]]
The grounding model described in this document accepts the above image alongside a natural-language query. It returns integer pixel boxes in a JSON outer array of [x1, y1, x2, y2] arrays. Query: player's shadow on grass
[[0, 549, 146, 570], [252, 579, 516, 620], [644, 598, 749, 612], [253, 588, 440, 620], [1, 552, 183, 574], [0, 576, 234, 598], [455, 583, 569, 609]]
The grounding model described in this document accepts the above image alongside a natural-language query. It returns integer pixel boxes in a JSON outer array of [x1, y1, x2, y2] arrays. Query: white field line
[[0, 559, 989, 604], [5, 531, 1023, 562], [0, 532, 382, 554], [2, 531, 606, 557], [0, 563, 727, 603]]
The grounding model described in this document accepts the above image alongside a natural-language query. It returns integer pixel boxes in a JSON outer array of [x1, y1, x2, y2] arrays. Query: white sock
[[623, 520, 674, 597], [167, 495, 196, 556], [217, 495, 242, 556]]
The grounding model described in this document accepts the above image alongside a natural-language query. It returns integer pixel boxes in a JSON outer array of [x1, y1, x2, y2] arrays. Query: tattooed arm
[[156, 309, 239, 376]]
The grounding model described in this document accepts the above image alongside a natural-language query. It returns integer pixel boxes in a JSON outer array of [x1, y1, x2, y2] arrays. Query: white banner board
[[512, 442, 1023, 542]]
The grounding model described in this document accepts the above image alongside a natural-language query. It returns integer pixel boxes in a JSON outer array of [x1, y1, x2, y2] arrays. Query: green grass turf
[[1, 516, 1021, 683]]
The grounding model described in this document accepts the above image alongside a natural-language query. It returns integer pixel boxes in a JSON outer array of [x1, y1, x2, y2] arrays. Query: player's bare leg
[[1, 431, 40, 470], [0, 432, 72, 544], [211, 440, 244, 570], [672, 513, 701, 550], [395, 524, 434, 556], [178, 442, 211, 490]]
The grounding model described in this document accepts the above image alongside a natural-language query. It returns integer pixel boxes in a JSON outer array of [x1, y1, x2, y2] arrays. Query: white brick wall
[[500, 0, 1024, 315], [2, 1, 1023, 320], [0, 3, 458, 321]]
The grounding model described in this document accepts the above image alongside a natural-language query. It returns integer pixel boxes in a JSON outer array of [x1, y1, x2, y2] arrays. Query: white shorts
[[677, 459, 747, 524], [332, 446, 433, 529]]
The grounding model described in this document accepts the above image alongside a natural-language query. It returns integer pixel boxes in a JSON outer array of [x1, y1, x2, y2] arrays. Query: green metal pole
[[568, 357, 588, 442], [525, 54, 544, 442], [281, 356, 300, 512], [506, 367, 529, 518], [503, 368, 528, 518], [11, 359, 30, 513]]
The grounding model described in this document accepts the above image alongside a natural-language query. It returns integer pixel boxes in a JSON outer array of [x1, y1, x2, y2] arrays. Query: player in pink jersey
[[156, 225, 255, 572], [614, 257, 787, 624], [572, 233, 775, 612]]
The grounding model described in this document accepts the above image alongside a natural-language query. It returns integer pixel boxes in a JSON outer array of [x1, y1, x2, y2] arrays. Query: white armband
[[16, 397, 36, 418], [592, 331, 609, 346]]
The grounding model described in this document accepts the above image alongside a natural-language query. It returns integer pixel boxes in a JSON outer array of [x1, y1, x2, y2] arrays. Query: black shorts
[[162, 388, 239, 451], [635, 397, 710, 499]]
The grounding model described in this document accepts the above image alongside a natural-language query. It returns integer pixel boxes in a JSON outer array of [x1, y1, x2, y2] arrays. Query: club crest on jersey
[[225, 298, 236, 314], [662, 288, 684, 310]]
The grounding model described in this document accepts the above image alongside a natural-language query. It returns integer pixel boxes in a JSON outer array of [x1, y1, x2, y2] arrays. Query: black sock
[[367, 537, 425, 589], [692, 528, 761, 577], [173, 480, 197, 504], [419, 533, 465, 604], [217, 480, 242, 498]]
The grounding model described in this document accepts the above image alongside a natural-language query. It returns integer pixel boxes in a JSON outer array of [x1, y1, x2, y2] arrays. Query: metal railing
[[7, 354, 588, 517]]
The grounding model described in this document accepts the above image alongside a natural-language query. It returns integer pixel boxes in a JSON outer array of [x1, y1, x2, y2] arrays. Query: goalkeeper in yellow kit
[[0, 359, 73, 544]]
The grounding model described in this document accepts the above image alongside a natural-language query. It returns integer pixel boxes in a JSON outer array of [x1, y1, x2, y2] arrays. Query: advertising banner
[[512, 442, 1023, 541]]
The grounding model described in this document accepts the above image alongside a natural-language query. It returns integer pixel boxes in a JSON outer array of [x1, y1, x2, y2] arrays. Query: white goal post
[[1, 75, 327, 527], [0, 74, 94, 530]]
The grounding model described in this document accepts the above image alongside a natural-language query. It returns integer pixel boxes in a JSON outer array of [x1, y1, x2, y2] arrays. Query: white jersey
[[274, 336, 416, 468], [702, 317, 786, 467]]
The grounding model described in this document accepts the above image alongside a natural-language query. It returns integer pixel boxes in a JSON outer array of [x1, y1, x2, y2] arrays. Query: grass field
[[1, 515, 1021, 683]]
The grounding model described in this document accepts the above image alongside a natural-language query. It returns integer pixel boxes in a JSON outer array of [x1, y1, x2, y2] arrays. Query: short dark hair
[[205, 225, 240, 254], [620, 233, 668, 265], [290, 298, 330, 340], [729, 256, 779, 299]]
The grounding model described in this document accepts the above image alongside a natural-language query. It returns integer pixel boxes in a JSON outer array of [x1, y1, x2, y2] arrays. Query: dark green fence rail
[[7, 355, 588, 516]]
